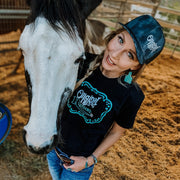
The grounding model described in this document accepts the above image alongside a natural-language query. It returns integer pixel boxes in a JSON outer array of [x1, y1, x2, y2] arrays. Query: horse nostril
[[29, 145, 33, 152], [51, 135, 58, 147], [22, 129, 27, 144], [52, 134, 57, 142]]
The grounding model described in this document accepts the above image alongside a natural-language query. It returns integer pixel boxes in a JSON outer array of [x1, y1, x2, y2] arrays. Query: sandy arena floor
[[0, 31, 179, 180]]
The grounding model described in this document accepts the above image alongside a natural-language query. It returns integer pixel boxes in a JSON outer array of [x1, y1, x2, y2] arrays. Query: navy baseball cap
[[0, 103, 12, 144], [119, 15, 165, 64]]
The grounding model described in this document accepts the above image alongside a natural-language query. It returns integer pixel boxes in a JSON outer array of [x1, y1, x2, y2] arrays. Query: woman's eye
[[118, 36, 123, 44], [128, 52, 134, 60]]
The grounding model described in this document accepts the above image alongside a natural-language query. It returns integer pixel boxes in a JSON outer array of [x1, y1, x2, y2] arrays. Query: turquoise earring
[[124, 71, 132, 84]]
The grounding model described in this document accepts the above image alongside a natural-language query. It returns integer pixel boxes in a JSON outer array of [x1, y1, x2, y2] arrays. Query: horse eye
[[74, 57, 82, 64], [74, 53, 86, 64]]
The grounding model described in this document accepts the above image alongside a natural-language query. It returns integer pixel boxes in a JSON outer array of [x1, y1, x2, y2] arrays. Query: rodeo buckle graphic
[[67, 81, 112, 124]]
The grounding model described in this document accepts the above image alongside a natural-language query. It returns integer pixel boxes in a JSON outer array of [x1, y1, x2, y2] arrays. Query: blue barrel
[[0, 103, 12, 144]]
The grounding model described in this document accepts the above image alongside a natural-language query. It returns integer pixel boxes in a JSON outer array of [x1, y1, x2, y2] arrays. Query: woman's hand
[[63, 122, 126, 173], [63, 156, 89, 172]]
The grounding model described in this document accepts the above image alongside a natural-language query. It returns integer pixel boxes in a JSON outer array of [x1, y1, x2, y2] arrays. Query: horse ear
[[76, 0, 102, 21]]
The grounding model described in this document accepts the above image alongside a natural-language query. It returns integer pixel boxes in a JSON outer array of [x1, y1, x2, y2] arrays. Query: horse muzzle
[[23, 129, 58, 154]]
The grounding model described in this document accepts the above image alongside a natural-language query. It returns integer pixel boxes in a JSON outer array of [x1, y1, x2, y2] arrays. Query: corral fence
[[0, 0, 29, 52], [0, 0, 180, 56], [90, 0, 180, 56]]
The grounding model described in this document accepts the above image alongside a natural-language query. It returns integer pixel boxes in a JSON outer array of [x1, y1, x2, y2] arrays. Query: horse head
[[19, 0, 103, 154], [19, 0, 84, 154]]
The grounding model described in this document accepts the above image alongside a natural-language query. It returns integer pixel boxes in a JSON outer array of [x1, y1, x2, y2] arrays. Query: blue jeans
[[47, 148, 94, 180]]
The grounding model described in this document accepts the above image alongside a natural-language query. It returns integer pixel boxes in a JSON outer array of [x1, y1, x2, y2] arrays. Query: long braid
[[75, 52, 104, 90]]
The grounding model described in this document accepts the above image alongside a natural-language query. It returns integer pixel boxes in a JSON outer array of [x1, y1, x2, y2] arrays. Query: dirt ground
[[0, 31, 179, 180]]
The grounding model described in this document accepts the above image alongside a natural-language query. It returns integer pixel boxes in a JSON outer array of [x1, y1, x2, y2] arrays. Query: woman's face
[[101, 30, 140, 78]]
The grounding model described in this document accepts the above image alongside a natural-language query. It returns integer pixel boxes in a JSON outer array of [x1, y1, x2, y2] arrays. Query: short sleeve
[[115, 85, 145, 129]]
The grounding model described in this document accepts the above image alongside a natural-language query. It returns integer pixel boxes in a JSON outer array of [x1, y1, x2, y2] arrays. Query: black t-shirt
[[59, 55, 144, 157]]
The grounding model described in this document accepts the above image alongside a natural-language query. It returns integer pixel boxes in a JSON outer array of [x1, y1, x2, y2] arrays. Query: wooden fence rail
[[0, 0, 180, 55], [89, 0, 180, 55]]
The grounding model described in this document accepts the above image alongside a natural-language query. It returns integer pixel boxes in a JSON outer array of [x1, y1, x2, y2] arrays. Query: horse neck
[[28, 0, 84, 39]]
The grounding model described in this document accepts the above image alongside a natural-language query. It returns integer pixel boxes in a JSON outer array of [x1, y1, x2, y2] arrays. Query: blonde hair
[[75, 28, 146, 89]]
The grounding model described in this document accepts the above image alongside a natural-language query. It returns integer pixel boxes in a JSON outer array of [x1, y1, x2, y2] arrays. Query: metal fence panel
[[0, 0, 29, 54], [0, 0, 29, 34]]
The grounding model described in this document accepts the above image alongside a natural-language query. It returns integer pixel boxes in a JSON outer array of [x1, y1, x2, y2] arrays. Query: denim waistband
[[55, 147, 70, 158]]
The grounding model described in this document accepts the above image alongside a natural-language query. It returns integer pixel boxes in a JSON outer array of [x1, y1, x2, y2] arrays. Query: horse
[[19, 0, 102, 154]]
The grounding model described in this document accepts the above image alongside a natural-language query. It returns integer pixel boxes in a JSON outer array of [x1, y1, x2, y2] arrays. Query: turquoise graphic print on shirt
[[67, 81, 112, 124]]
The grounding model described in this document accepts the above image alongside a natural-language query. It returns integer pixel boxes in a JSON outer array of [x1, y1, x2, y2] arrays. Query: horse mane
[[27, 0, 84, 39]]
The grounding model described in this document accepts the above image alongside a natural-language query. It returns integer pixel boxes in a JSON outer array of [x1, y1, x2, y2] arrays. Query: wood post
[[171, 36, 180, 57], [151, 0, 161, 17], [115, 0, 128, 29]]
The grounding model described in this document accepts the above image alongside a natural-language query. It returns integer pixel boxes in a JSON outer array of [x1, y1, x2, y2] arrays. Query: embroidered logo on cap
[[146, 35, 160, 53]]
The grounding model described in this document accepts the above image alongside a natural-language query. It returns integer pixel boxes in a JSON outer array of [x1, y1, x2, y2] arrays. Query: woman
[[47, 15, 165, 180]]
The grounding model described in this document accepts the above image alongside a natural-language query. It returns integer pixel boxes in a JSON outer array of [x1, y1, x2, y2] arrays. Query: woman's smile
[[106, 55, 116, 66]]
